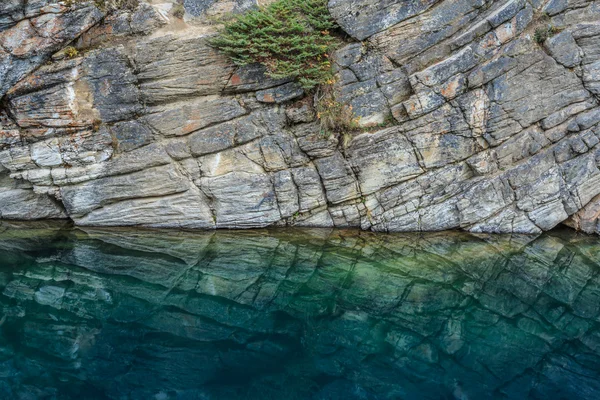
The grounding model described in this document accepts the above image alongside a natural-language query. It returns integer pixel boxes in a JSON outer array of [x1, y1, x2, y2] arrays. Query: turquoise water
[[1, 222, 600, 399]]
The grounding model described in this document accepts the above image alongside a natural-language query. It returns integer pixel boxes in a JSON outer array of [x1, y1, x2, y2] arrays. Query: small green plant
[[172, 3, 185, 19], [210, 0, 339, 90], [533, 12, 560, 44], [315, 84, 359, 140], [64, 46, 79, 58], [534, 24, 560, 44], [534, 26, 548, 44], [91, 119, 102, 132]]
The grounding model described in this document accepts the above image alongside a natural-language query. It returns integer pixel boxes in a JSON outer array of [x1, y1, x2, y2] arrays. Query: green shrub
[[64, 46, 79, 58], [315, 86, 358, 138], [534, 24, 560, 44], [534, 26, 548, 44], [532, 12, 560, 44], [210, 0, 339, 90], [172, 3, 185, 19]]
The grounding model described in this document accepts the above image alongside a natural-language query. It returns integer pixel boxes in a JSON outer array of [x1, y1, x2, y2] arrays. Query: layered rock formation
[[1, 223, 600, 398], [0, 0, 600, 234]]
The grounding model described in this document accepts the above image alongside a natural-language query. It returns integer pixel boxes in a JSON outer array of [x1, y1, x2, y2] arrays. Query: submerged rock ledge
[[1, 0, 600, 234]]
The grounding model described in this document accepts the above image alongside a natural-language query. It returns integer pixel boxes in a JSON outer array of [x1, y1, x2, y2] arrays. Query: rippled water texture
[[1, 222, 600, 399]]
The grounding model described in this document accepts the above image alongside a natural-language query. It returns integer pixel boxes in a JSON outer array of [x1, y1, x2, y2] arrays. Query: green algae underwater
[[0, 221, 600, 399]]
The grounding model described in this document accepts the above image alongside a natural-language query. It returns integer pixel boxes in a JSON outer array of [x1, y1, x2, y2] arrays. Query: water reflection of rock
[[1, 222, 600, 399]]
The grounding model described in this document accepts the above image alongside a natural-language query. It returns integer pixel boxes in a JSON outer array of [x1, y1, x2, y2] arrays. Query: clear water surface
[[1, 221, 600, 399]]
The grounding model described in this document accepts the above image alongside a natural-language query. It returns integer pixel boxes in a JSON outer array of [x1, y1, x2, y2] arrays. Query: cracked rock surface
[[0, 0, 600, 233]]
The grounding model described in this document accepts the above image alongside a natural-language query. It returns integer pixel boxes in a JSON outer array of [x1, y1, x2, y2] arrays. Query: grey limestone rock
[[256, 82, 304, 104], [0, 0, 599, 234], [0, 173, 66, 220], [183, 0, 257, 17], [0, 1, 104, 98], [328, 0, 441, 40], [545, 31, 583, 68]]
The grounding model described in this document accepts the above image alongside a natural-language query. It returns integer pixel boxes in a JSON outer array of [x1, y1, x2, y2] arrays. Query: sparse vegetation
[[534, 25, 559, 44], [92, 119, 102, 132], [212, 0, 393, 145], [533, 13, 560, 44], [315, 84, 359, 141], [210, 0, 339, 90], [172, 3, 185, 19], [64, 46, 79, 58]]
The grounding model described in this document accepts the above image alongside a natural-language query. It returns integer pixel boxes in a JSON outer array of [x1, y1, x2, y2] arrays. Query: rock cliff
[[0, 0, 599, 234]]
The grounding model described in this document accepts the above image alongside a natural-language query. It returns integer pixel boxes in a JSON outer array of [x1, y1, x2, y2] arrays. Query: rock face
[[0, 0, 599, 234], [0, 1, 104, 98]]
